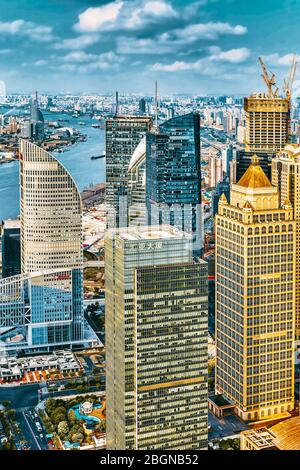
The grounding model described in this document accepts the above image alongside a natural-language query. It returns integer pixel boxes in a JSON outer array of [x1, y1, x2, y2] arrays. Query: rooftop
[[271, 416, 300, 450], [237, 154, 273, 189], [3, 219, 20, 229], [117, 225, 191, 242]]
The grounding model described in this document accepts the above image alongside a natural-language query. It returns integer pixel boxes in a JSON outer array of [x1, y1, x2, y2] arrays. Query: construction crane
[[283, 54, 298, 99], [258, 57, 279, 98]]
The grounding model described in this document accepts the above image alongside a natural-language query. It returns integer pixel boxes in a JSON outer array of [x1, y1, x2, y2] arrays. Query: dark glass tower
[[146, 112, 203, 255], [1, 220, 21, 278]]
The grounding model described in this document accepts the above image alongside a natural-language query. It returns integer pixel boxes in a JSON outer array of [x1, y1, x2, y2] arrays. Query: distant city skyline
[[1, 0, 300, 95]]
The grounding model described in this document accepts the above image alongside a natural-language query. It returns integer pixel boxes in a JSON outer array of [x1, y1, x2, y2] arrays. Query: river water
[[0, 111, 105, 221]]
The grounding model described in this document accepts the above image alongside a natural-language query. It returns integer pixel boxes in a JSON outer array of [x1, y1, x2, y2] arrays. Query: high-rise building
[[106, 115, 152, 228], [0, 268, 83, 354], [272, 144, 300, 361], [12, 139, 88, 352], [30, 91, 45, 141], [1, 219, 21, 278], [20, 139, 82, 274], [244, 92, 290, 154], [106, 225, 208, 450], [139, 98, 146, 114], [233, 60, 292, 185], [215, 155, 295, 421], [128, 136, 147, 226], [146, 112, 203, 256]]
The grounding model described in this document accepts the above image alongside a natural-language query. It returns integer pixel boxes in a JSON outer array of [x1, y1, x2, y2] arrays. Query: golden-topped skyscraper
[[272, 144, 300, 357], [215, 155, 296, 421]]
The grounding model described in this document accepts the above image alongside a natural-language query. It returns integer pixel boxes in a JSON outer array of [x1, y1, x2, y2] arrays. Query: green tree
[[57, 421, 69, 439], [71, 432, 84, 444], [2, 401, 11, 409]]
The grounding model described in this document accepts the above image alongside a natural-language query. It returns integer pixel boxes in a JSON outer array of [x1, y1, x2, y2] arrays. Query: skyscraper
[[12, 139, 86, 352], [105, 115, 152, 228], [146, 112, 203, 256], [139, 98, 146, 114], [30, 91, 45, 141], [106, 225, 208, 450], [128, 136, 147, 226], [215, 155, 295, 421], [0, 268, 83, 354], [244, 93, 290, 154], [232, 59, 292, 184], [1, 219, 21, 278], [272, 144, 300, 359], [20, 139, 82, 274]]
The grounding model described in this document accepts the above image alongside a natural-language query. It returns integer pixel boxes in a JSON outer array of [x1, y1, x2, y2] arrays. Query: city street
[[208, 411, 250, 441], [16, 410, 48, 450], [0, 384, 40, 409]]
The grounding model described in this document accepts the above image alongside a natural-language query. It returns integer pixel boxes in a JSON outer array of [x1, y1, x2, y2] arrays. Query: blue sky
[[0, 0, 300, 95]]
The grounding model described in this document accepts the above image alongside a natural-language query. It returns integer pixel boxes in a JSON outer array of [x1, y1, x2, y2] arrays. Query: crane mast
[[258, 57, 279, 98], [283, 55, 298, 99]]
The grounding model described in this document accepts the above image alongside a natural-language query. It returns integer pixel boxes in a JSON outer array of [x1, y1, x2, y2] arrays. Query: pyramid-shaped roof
[[237, 154, 272, 189]]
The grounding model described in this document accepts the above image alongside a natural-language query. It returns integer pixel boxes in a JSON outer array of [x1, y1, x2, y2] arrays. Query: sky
[[1, 0, 300, 95]]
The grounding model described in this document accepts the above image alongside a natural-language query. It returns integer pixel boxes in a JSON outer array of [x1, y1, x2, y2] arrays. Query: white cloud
[[126, 1, 177, 28], [53, 35, 100, 51], [117, 21, 248, 55], [209, 47, 250, 63], [152, 48, 250, 73], [54, 50, 123, 73], [117, 37, 173, 55], [152, 60, 191, 72], [62, 51, 96, 63], [74, 1, 124, 32], [0, 19, 54, 42], [263, 53, 297, 66], [165, 22, 247, 42], [34, 59, 47, 66]]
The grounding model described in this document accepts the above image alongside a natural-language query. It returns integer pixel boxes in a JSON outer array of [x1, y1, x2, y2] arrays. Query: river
[[0, 111, 105, 221]]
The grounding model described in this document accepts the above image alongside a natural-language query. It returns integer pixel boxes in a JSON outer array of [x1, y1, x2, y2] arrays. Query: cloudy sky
[[0, 0, 300, 95]]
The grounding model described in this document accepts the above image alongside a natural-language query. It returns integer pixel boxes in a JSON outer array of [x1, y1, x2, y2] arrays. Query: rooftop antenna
[[115, 91, 119, 116], [154, 80, 158, 128]]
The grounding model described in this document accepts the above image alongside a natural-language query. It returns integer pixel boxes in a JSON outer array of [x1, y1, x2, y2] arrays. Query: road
[[208, 411, 250, 440], [0, 384, 40, 409]]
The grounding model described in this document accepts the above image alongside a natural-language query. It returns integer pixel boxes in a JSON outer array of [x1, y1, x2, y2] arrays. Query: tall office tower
[[106, 226, 208, 450], [272, 144, 300, 359], [1, 220, 21, 278], [146, 113, 203, 256], [16, 139, 88, 351], [128, 136, 147, 226], [139, 98, 146, 114], [20, 139, 82, 273], [106, 115, 152, 228], [244, 92, 290, 153], [233, 58, 293, 184], [30, 91, 45, 141], [215, 155, 296, 421], [0, 268, 84, 354]]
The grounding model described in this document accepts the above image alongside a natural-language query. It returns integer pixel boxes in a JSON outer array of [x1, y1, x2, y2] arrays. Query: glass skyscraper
[[106, 225, 208, 450], [0, 139, 91, 354], [0, 268, 83, 354], [146, 112, 203, 255], [105, 115, 152, 228]]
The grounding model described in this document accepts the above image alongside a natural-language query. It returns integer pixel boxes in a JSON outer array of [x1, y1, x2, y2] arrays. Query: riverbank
[[0, 112, 105, 221]]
